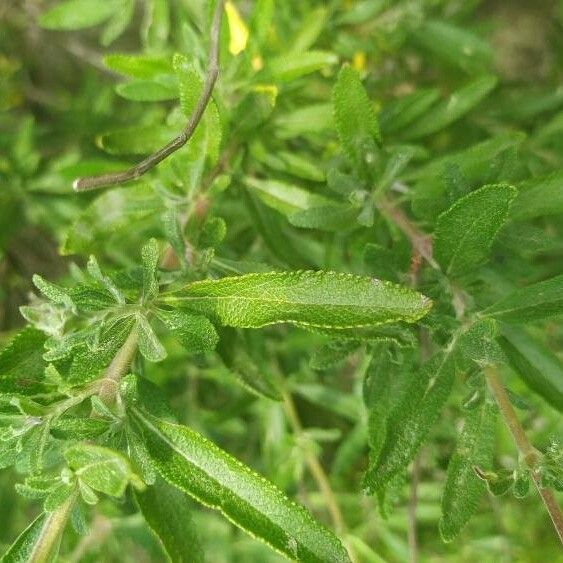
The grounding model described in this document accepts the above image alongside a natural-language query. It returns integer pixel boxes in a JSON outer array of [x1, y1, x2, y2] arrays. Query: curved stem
[[28, 492, 77, 563], [98, 327, 139, 404], [73, 0, 225, 192], [484, 366, 563, 545]]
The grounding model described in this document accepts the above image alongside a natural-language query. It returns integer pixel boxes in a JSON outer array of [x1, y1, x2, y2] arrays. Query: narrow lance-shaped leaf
[[131, 408, 351, 563], [135, 477, 204, 563], [400, 75, 497, 140], [39, 0, 121, 30], [439, 400, 496, 542], [332, 65, 380, 172], [162, 271, 432, 329], [0, 493, 75, 563], [482, 274, 563, 323], [363, 347, 456, 493], [433, 184, 516, 276], [498, 325, 563, 412]]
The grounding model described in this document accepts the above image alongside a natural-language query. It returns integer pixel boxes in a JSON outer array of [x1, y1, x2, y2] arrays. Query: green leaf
[[245, 177, 335, 216], [412, 20, 492, 74], [163, 271, 432, 329], [364, 349, 456, 492], [115, 79, 178, 102], [155, 310, 219, 354], [104, 53, 172, 78], [39, 0, 121, 30], [100, 0, 135, 46], [439, 400, 496, 542], [64, 444, 144, 497], [135, 477, 204, 563], [380, 89, 440, 135], [87, 255, 125, 304], [401, 75, 498, 140], [434, 184, 517, 276], [498, 325, 563, 412], [293, 383, 361, 422], [289, 205, 359, 232], [332, 65, 380, 172], [509, 170, 563, 221], [172, 54, 202, 117], [457, 319, 505, 367], [97, 125, 178, 156], [142, 238, 160, 302], [482, 275, 563, 323], [131, 408, 351, 563], [0, 327, 47, 396], [0, 513, 50, 563], [137, 314, 167, 363], [268, 50, 338, 81], [50, 417, 109, 440]]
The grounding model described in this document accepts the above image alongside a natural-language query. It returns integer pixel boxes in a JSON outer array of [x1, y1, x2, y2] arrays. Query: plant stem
[[484, 366, 563, 545], [98, 327, 139, 404], [281, 391, 357, 560], [282, 391, 346, 532], [376, 197, 438, 269], [72, 0, 225, 192], [28, 492, 77, 563]]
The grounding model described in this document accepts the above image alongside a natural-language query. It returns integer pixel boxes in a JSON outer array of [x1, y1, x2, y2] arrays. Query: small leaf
[[132, 408, 351, 563], [439, 401, 496, 542], [482, 274, 563, 323], [289, 205, 359, 232], [0, 327, 47, 396], [39, 0, 121, 30], [97, 125, 178, 156], [434, 184, 516, 276], [498, 325, 563, 412], [0, 513, 49, 563], [64, 444, 143, 497], [135, 477, 204, 563], [156, 310, 219, 354], [268, 50, 338, 81], [457, 319, 505, 367], [87, 255, 125, 304], [163, 271, 432, 330], [142, 238, 160, 302], [104, 53, 172, 79], [115, 78, 178, 102], [333, 65, 380, 172], [364, 349, 456, 492], [379, 88, 440, 135], [509, 169, 563, 221], [245, 177, 335, 216], [137, 315, 167, 363], [401, 75, 498, 140]]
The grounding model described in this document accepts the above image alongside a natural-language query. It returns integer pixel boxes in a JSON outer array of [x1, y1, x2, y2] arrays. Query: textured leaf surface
[[332, 65, 380, 171], [269, 51, 338, 81], [434, 184, 516, 276], [136, 477, 204, 563], [440, 401, 496, 542], [0, 327, 47, 396], [364, 349, 456, 492], [499, 325, 563, 412], [156, 310, 219, 354], [164, 271, 432, 329], [104, 53, 172, 78], [0, 513, 49, 563], [64, 444, 143, 497], [132, 409, 351, 563], [482, 275, 563, 323]]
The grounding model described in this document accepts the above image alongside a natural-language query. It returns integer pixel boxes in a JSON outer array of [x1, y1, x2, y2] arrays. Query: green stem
[[28, 492, 77, 563], [484, 366, 563, 545], [282, 391, 357, 561], [98, 327, 139, 405]]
